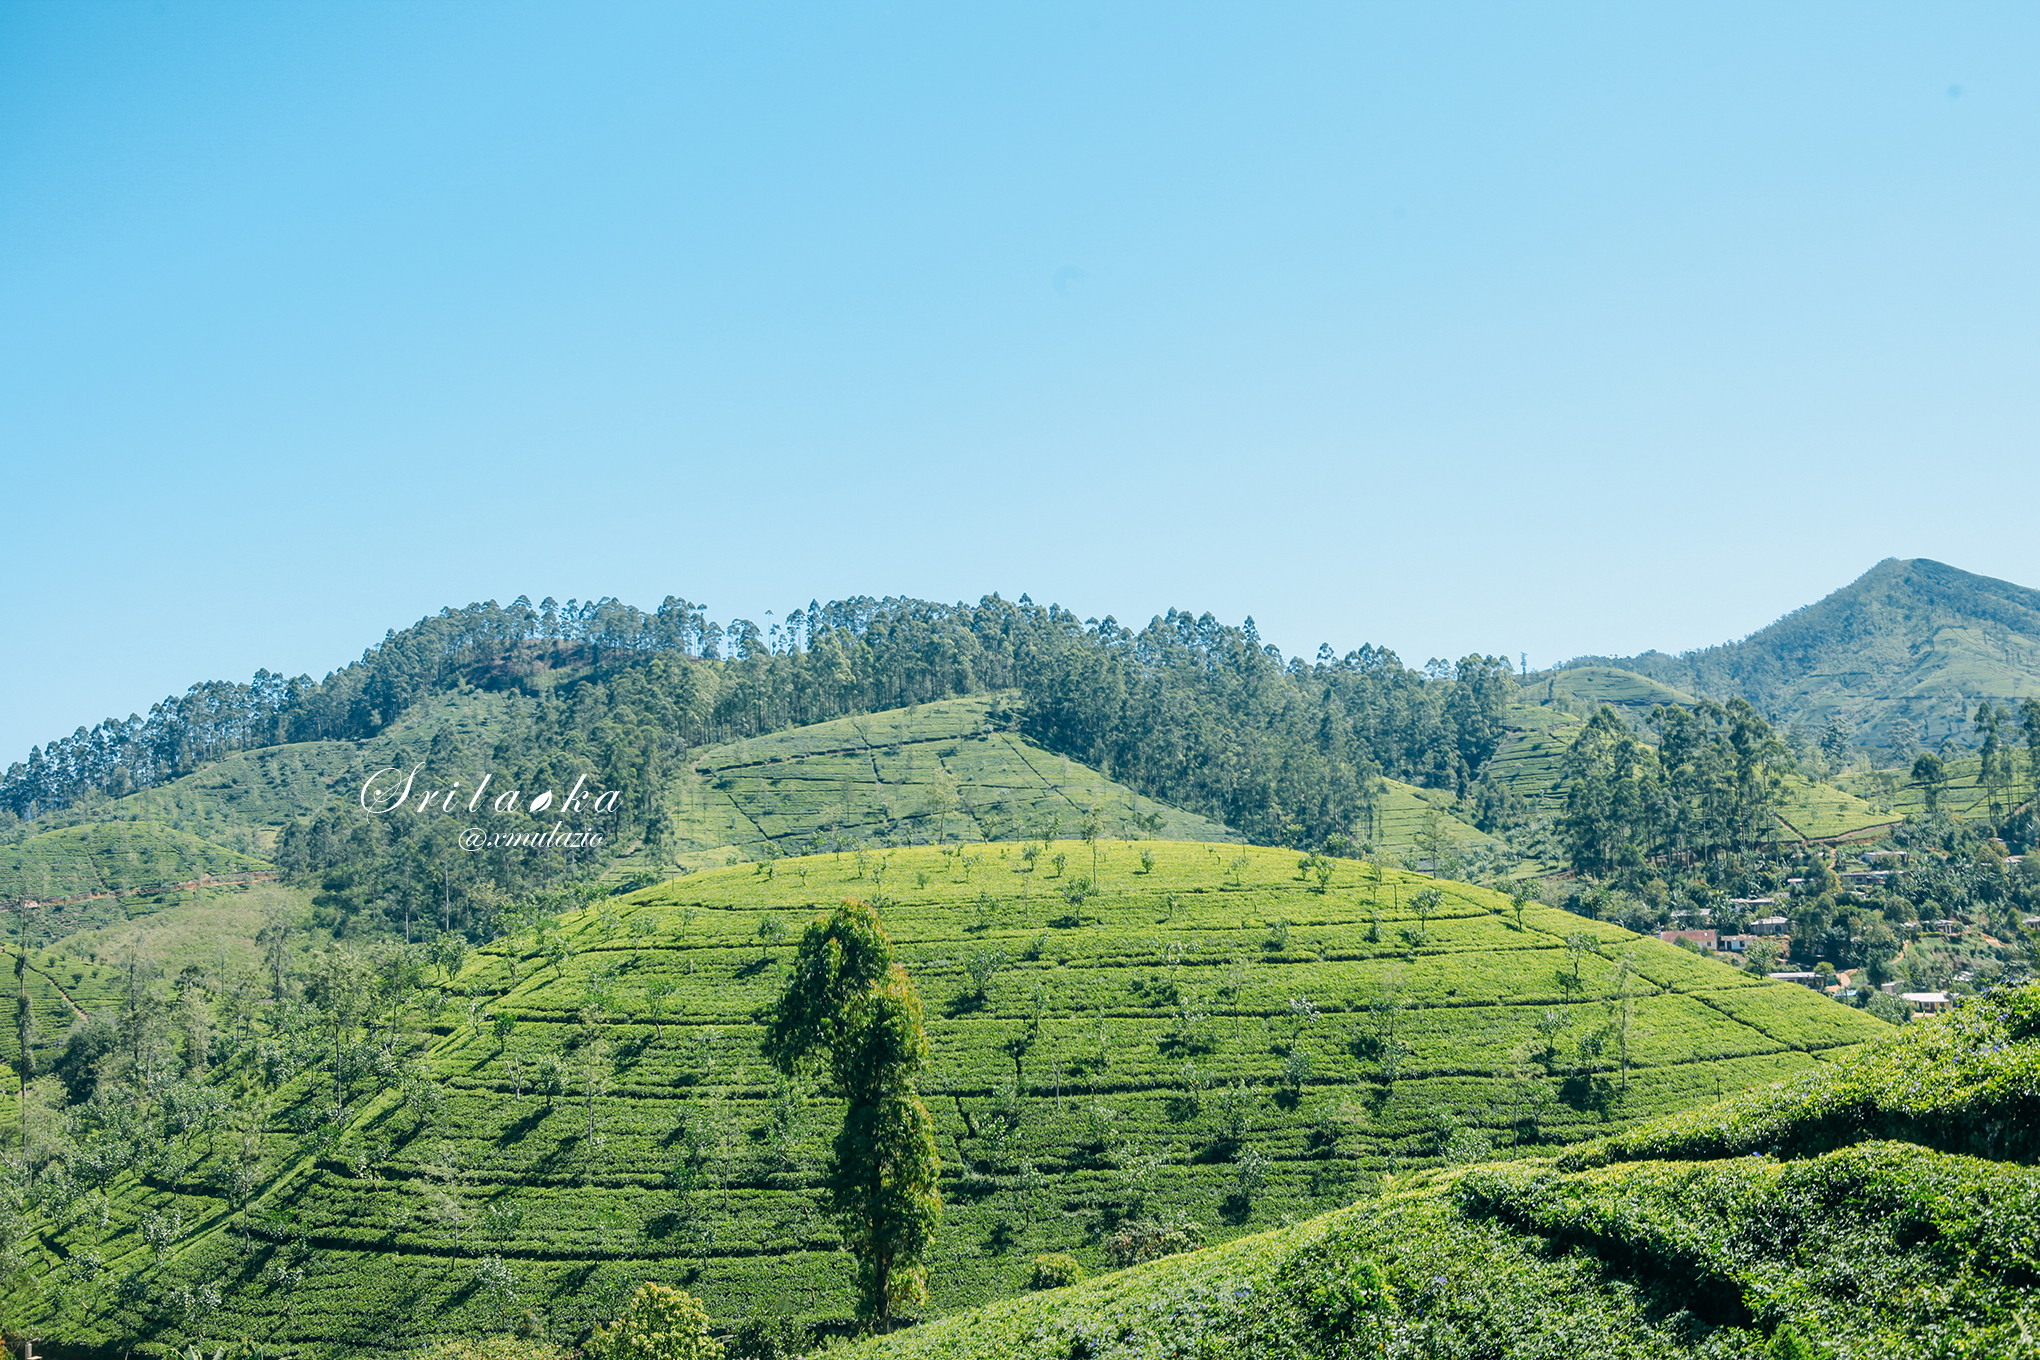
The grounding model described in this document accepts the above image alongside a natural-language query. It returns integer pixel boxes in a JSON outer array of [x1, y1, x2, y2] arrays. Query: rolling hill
[[6, 842, 1890, 1355], [844, 982, 2040, 1360], [0, 820, 271, 906], [7, 689, 1510, 903], [659, 695, 1237, 867], [1578, 558, 2040, 748], [1477, 698, 1900, 848]]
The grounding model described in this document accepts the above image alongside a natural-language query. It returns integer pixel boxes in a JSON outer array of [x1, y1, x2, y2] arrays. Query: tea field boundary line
[[1004, 741, 1095, 815], [3, 945, 87, 1020], [1681, 987, 1823, 1053]]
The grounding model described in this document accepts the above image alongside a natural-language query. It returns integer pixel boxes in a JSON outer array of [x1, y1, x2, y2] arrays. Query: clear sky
[[3, 3, 2036, 763]]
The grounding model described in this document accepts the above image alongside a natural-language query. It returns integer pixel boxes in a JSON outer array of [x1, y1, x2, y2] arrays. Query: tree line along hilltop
[[3, 565, 2040, 1357]]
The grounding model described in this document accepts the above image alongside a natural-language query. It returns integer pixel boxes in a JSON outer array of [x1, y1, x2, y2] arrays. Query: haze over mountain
[[1570, 558, 2040, 748]]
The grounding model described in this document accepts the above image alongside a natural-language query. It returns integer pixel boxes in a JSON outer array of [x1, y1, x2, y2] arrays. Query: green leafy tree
[[644, 978, 676, 1043], [1912, 752, 1947, 814], [1561, 709, 1668, 875], [763, 901, 942, 1332], [962, 947, 1008, 1005], [1446, 654, 1516, 772], [757, 915, 788, 962], [1409, 887, 1443, 943], [1817, 715, 1849, 768], [256, 901, 296, 1000], [587, 1281, 723, 1360], [1562, 932, 1595, 1002]]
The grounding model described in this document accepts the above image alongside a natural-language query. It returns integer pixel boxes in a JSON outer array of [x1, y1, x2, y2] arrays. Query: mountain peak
[[1589, 560, 2040, 746]]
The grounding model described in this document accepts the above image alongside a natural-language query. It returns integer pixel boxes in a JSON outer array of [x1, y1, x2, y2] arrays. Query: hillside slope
[[659, 695, 1238, 867], [1587, 558, 2040, 747], [8, 843, 1888, 1355], [847, 984, 2040, 1360], [0, 820, 270, 905], [1480, 703, 1897, 847]]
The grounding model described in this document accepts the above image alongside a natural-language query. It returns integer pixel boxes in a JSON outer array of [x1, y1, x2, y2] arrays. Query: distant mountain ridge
[[1572, 558, 2040, 747]]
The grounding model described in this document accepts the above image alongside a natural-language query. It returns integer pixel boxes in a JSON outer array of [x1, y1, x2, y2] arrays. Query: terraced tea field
[[28, 842, 1890, 1353], [656, 695, 1239, 866], [0, 819, 270, 904], [1838, 749, 2029, 826]]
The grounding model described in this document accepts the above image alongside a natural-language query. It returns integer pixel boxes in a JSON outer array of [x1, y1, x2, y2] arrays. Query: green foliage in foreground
[[1562, 980, 2040, 1168], [588, 1282, 723, 1360], [1, 843, 1890, 1357], [847, 986, 2040, 1360]]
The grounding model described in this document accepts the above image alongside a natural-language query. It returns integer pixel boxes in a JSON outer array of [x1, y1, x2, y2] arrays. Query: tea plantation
[[654, 696, 1238, 867], [845, 983, 2040, 1360], [0, 819, 270, 905], [9, 841, 1891, 1355]]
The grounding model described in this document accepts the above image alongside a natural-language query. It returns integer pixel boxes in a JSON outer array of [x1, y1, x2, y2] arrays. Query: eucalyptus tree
[[763, 901, 941, 1331]]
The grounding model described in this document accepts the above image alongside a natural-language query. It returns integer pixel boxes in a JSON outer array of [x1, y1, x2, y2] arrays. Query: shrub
[[1289, 1252, 1393, 1343], [726, 1315, 807, 1359], [1103, 1216, 1202, 1267], [417, 1342, 569, 1360], [1768, 1326, 1816, 1360], [1028, 1253, 1086, 1290], [586, 1282, 723, 1360]]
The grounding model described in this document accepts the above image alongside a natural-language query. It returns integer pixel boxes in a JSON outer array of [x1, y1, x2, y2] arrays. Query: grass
[[1838, 749, 2038, 826], [1541, 665, 1700, 711], [1771, 773, 1895, 843], [9, 842, 1893, 1356]]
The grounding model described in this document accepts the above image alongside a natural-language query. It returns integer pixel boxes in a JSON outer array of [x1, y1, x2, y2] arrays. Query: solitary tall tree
[[1975, 701, 2010, 819], [1912, 752, 1947, 815], [764, 901, 941, 1332], [2024, 697, 2040, 798]]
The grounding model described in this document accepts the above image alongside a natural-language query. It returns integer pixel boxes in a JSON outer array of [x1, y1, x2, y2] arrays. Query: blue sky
[[3, 2, 2036, 762]]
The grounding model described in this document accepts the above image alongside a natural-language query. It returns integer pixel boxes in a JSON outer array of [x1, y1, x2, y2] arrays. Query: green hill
[[1479, 702, 1900, 849], [4, 842, 1891, 1355], [0, 819, 271, 905], [19, 692, 1511, 888], [656, 695, 1238, 868], [845, 984, 2040, 1360], [29, 689, 544, 854], [1536, 664, 1701, 715], [0, 882, 313, 1112], [1582, 557, 2040, 748]]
